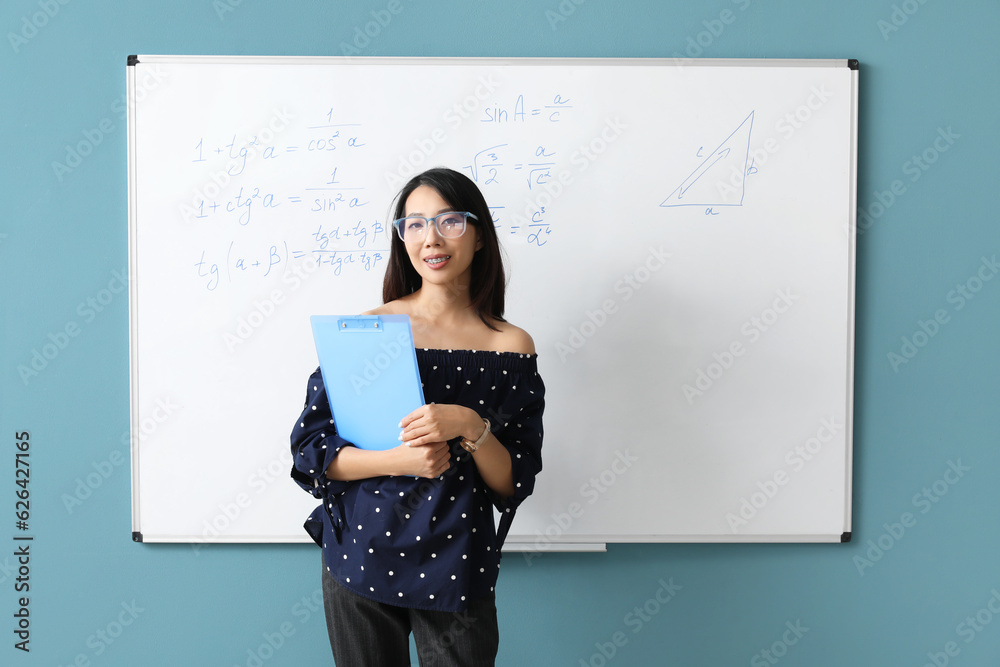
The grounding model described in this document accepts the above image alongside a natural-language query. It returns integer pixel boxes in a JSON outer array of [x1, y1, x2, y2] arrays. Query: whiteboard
[[127, 56, 857, 545]]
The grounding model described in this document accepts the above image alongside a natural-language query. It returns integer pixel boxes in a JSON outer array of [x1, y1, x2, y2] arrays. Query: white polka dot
[[368, 548, 374, 553], [313, 386, 317, 390], [311, 406, 317, 410], [357, 525, 362, 530], [416, 536, 421, 541], [451, 575, 456, 580], [457, 366, 462, 370], [320, 433, 325, 438], [446, 384, 451, 389], [300, 423, 305, 428], [399, 592, 404, 597], [420, 573, 425, 578], [346, 577, 350, 582], [430, 594, 435, 599], [462, 554, 467, 559], [461, 596, 466, 601], [375, 508, 381, 513], [389, 571, 394, 576], [386, 531, 391, 537], [370, 587, 375, 592], [431, 553, 437, 558]]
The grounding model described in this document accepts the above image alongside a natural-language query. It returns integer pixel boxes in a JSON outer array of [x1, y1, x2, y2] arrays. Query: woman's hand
[[397, 404, 515, 497], [399, 404, 482, 448], [389, 439, 452, 478]]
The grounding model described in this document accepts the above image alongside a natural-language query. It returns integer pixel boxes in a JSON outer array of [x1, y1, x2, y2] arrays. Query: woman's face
[[402, 185, 482, 289]]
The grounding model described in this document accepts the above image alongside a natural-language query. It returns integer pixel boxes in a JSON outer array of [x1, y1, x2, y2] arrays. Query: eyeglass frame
[[391, 211, 479, 243]]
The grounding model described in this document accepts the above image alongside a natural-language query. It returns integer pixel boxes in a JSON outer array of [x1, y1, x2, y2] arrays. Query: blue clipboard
[[310, 315, 425, 451]]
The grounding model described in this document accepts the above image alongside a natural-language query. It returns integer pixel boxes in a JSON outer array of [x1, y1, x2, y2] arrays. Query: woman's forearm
[[325, 446, 398, 481], [469, 432, 515, 499]]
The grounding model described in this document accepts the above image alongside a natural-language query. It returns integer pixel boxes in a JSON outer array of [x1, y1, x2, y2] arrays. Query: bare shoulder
[[362, 300, 408, 316], [491, 320, 536, 355]]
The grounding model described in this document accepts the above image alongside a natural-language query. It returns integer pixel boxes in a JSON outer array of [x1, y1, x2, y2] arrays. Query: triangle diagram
[[660, 111, 754, 207]]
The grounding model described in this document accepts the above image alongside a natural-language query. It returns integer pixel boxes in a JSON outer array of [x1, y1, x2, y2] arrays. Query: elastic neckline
[[417, 348, 537, 358], [416, 348, 539, 372]]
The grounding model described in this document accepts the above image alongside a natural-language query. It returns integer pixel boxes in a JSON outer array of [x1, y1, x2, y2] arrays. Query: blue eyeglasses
[[392, 211, 478, 243]]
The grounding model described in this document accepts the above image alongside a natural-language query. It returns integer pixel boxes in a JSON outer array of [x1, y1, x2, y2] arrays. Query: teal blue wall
[[2, 0, 999, 664]]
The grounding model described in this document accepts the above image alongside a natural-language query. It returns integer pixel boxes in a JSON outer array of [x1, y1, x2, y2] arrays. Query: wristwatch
[[460, 418, 491, 453]]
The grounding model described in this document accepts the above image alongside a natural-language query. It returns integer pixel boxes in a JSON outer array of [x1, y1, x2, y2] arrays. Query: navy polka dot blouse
[[290, 348, 545, 612]]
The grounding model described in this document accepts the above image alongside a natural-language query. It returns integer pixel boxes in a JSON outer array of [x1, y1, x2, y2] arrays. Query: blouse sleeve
[[289, 368, 355, 497], [490, 363, 546, 519]]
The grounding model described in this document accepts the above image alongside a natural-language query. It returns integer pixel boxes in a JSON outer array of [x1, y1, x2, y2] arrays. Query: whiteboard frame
[[127, 55, 858, 546]]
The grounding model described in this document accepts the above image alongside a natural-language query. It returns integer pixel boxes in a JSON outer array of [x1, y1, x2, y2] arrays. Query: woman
[[290, 167, 545, 666]]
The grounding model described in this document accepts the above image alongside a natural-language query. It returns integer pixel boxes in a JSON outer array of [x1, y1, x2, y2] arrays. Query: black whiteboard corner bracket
[[840, 531, 852, 543], [848, 59, 859, 71], [132, 531, 144, 543], [128, 55, 139, 67]]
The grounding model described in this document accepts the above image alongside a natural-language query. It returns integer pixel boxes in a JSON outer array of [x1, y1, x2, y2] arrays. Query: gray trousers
[[321, 561, 499, 666]]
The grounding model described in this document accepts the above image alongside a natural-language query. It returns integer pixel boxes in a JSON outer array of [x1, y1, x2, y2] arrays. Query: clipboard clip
[[337, 317, 383, 332]]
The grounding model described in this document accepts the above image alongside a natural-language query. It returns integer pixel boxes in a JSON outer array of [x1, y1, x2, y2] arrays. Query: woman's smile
[[423, 253, 452, 269]]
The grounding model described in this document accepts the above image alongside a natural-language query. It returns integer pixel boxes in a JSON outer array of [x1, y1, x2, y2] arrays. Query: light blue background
[[2, 0, 998, 665]]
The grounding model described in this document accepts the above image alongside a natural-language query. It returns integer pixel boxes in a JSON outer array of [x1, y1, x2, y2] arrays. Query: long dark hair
[[382, 168, 506, 331]]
